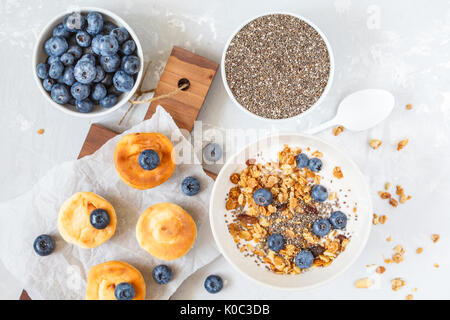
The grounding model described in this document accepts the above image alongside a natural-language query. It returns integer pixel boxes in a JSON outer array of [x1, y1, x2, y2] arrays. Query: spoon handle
[[303, 119, 338, 135]]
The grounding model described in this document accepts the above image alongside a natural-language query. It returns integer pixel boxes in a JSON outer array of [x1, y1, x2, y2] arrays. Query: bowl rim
[[32, 6, 144, 119], [209, 132, 372, 291], [220, 12, 335, 123]]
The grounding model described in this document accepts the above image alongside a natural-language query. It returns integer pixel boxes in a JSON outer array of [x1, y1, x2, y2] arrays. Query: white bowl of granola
[[210, 133, 372, 290]]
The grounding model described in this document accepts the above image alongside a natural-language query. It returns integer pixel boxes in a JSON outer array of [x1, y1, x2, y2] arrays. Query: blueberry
[[53, 23, 70, 38], [138, 149, 160, 170], [113, 70, 134, 92], [121, 39, 136, 55], [42, 78, 56, 91], [74, 60, 96, 84], [203, 143, 222, 162], [36, 63, 49, 79], [90, 209, 110, 229], [49, 61, 64, 79], [86, 12, 104, 35], [296, 153, 309, 168], [66, 44, 82, 59], [267, 233, 285, 252], [100, 54, 121, 73], [204, 275, 223, 294], [75, 98, 94, 113], [110, 27, 129, 44], [91, 34, 103, 55], [152, 265, 173, 284], [51, 84, 70, 104], [329, 211, 347, 229], [75, 30, 91, 47], [294, 251, 314, 269], [114, 282, 135, 300], [80, 53, 96, 65], [100, 94, 117, 108], [63, 12, 86, 33], [101, 73, 113, 87], [99, 35, 119, 56], [102, 21, 118, 35], [47, 56, 60, 65], [71, 82, 90, 100], [181, 176, 201, 196], [91, 83, 107, 101], [60, 52, 75, 66], [311, 184, 328, 202], [121, 55, 140, 75], [253, 188, 273, 206], [93, 66, 105, 83], [61, 66, 75, 86], [33, 234, 55, 256], [312, 218, 331, 237], [308, 158, 322, 172], [44, 36, 68, 57]]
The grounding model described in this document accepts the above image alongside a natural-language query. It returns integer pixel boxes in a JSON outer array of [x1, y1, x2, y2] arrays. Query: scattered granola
[[369, 139, 382, 149], [378, 215, 387, 224], [37, 128, 45, 135], [416, 247, 423, 254], [391, 278, 406, 291], [385, 182, 391, 190], [406, 294, 414, 300], [397, 139, 409, 151], [333, 166, 344, 179], [405, 104, 412, 110], [431, 234, 440, 243], [355, 278, 373, 289], [386, 236, 392, 242], [434, 263, 439, 268], [376, 266, 386, 274], [332, 126, 344, 136]]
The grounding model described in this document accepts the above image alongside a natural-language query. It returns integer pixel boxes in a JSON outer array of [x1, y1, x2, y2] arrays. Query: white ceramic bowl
[[221, 13, 335, 122], [210, 133, 372, 290], [32, 7, 144, 118]]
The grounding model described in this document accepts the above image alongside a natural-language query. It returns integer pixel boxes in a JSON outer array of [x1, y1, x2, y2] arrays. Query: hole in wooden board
[[178, 78, 190, 91]]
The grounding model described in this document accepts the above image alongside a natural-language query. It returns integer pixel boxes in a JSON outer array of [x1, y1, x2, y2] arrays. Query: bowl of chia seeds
[[222, 13, 334, 121]]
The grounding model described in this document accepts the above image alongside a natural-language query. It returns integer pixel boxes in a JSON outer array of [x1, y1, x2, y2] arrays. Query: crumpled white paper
[[0, 106, 219, 300]]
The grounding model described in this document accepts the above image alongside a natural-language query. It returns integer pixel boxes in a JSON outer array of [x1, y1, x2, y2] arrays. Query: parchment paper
[[0, 106, 219, 300]]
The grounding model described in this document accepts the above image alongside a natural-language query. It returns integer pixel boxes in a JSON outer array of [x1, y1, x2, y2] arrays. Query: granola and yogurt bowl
[[210, 134, 372, 290]]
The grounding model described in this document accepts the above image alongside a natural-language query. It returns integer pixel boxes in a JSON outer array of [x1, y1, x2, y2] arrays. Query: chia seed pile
[[225, 14, 331, 119]]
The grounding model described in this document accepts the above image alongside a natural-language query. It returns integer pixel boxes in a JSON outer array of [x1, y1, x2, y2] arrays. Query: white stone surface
[[1, 0, 449, 299]]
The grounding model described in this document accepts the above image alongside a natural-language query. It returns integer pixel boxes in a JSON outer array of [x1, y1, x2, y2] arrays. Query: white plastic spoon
[[304, 89, 395, 135]]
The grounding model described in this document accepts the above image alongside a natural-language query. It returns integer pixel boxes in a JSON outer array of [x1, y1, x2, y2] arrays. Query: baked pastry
[[136, 203, 197, 260], [58, 192, 117, 249], [86, 261, 146, 300], [114, 133, 176, 190]]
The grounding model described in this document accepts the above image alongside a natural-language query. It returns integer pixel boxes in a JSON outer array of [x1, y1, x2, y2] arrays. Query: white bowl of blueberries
[[33, 7, 144, 118]]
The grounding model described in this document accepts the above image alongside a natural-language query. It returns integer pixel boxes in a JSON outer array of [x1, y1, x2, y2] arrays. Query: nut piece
[[332, 126, 344, 136], [378, 215, 387, 224], [397, 139, 409, 151], [431, 234, 440, 243], [376, 266, 386, 274], [369, 139, 382, 149], [391, 278, 406, 291], [236, 214, 259, 225], [389, 198, 398, 207], [333, 166, 344, 179], [355, 278, 373, 289]]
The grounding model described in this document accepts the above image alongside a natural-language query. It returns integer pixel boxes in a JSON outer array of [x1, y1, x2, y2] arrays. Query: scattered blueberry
[[63, 12, 86, 33], [60, 52, 75, 66], [99, 35, 119, 56], [311, 184, 328, 202], [91, 34, 103, 55], [99, 94, 117, 108], [267, 233, 285, 252], [329, 211, 347, 229], [181, 176, 201, 196], [93, 65, 105, 83], [42, 78, 56, 91], [91, 83, 107, 101], [110, 27, 129, 44], [75, 30, 91, 47], [75, 98, 94, 113], [70, 82, 90, 100], [61, 66, 75, 86], [138, 149, 160, 170], [49, 61, 64, 79], [66, 44, 82, 59], [86, 11, 103, 35], [203, 143, 222, 162], [308, 158, 322, 172], [44, 36, 68, 57], [36, 63, 49, 79], [90, 209, 110, 229], [121, 39, 136, 55], [121, 55, 140, 75], [204, 275, 223, 294], [312, 218, 331, 237], [51, 83, 70, 104], [114, 282, 135, 300], [74, 60, 96, 84], [294, 251, 314, 269], [47, 55, 60, 65], [113, 70, 134, 92], [102, 21, 118, 35], [33, 234, 56, 256], [100, 54, 120, 73], [152, 265, 173, 284], [296, 153, 309, 168], [253, 188, 273, 206], [53, 23, 70, 38]]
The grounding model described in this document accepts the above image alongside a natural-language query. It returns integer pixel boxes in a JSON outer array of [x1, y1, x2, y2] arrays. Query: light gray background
[[1, 0, 449, 299]]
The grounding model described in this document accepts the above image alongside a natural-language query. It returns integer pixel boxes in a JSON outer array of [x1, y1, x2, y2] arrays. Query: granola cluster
[[225, 145, 350, 274]]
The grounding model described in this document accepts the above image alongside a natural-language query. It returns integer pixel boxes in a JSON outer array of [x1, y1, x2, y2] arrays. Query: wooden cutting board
[[20, 46, 218, 300]]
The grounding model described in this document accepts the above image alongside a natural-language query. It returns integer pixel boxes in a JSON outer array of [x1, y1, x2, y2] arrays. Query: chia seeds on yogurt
[[225, 14, 331, 119]]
